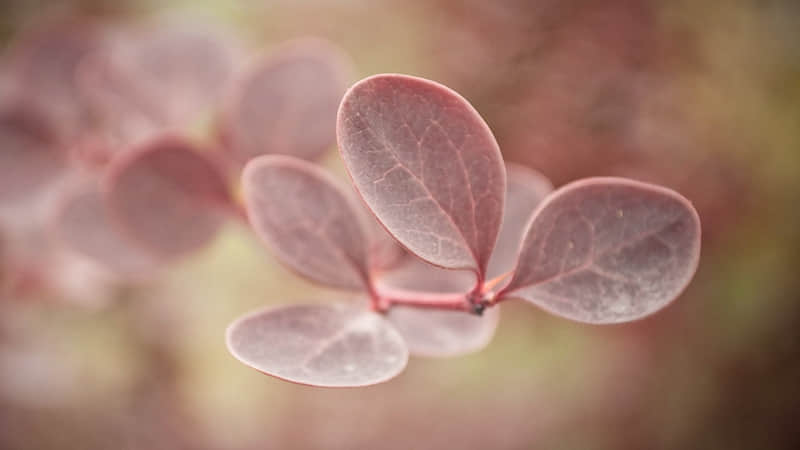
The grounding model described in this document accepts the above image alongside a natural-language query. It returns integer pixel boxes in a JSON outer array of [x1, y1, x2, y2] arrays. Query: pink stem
[[372, 284, 496, 315], [376, 286, 474, 312]]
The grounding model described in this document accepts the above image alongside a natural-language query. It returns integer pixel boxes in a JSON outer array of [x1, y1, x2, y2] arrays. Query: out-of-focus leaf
[[52, 182, 156, 277], [498, 177, 701, 323], [338, 74, 505, 279], [104, 135, 233, 260], [487, 163, 553, 279], [0, 102, 66, 206], [242, 155, 370, 290], [226, 303, 408, 387], [3, 18, 99, 139], [78, 20, 241, 144], [219, 39, 350, 164]]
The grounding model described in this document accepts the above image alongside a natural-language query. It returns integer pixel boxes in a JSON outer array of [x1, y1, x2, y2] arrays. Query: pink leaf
[[219, 39, 351, 164], [337, 74, 505, 280], [52, 182, 156, 277], [242, 155, 370, 290], [0, 102, 66, 206], [105, 21, 240, 127], [355, 201, 406, 273], [104, 135, 233, 260], [379, 259, 500, 357], [4, 19, 98, 139], [498, 177, 701, 324], [226, 303, 408, 387], [386, 306, 499, 358], [487, 163, 553, 279]]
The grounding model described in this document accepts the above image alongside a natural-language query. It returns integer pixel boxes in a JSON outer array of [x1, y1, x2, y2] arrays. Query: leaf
[[52, 182, 156, 277], [379, 259, 500, 357], [365, 222, 406, 273], [226, 303, 408, 387], [354, 198, 406, 273], [104, 135, 233, 260], [337, 74, 506, 278], [242, 155, 370, 290], [102, 21, 241, 127], [0, 102, 66, 206], [386, 306, 499, 358], [219, 39, 351, 164], [487, 163, 553, 279], [4, 19, 98, 138], [498, 177, 701, 324]]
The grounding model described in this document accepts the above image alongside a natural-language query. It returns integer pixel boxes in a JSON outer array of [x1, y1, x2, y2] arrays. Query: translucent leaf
[[351, 195, 406, 273], [337, 74, 506, 278], [242, 155, 370, 290], [75, 51, 165, 146], [379, 259, 500, 357], [52, 183, 156, 277], [365, 223, 406, 273], [219, 39, 350, 163], [487, 163, 553, 278], [498, 177, 701, 323], [104, 135, 233, 260], [226, 303, 408, 387], [0, 103, 66, 206]]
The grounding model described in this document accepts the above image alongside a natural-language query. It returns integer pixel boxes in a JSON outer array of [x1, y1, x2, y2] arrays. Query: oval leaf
[[0, 103, 66, 206], [487, 163, 553, 279], [226, 303, 408, 387], [379, 259, 499, 357], [498, 177, 701, 324], [104, 135, 233, 260], [220, 39, 350, 164], [337, 74, 506, 278], [52, 183, 156, 277], [242, 155, 370, 290]]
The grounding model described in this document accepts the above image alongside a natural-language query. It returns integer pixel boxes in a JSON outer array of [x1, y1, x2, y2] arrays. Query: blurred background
[[0, 0, 798, 449]]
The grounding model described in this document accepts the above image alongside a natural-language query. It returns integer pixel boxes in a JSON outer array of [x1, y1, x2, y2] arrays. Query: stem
[[376, 286, 474, 313], [373, 283, 495, 315]]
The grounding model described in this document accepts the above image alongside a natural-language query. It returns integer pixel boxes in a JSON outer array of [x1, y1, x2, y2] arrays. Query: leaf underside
[[337, 74, 506, 276], [226, 303, 409, 387], [378, 258, 499, 357], [242, 155, 370, 290], [104, 135, 232, 260], [487, 163, 553, 279], [500, 177, 701, 324]]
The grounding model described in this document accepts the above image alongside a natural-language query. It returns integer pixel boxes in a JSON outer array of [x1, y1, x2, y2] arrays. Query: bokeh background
[[1, 0, 799, 449]]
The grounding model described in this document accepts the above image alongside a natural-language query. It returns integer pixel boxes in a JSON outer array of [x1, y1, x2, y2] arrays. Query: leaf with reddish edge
[[487, 163, 553, 279], [0, 102, 67, 206], [52, 182, 156, 278], [226, 303, 408, 387], [219, 39, 351, 164], [378, 258, 500, 357], [104, 135, 234, 261], [337, 74, 506, 281], [497, 177, 701, 324], [242, 155, 370, 290]]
